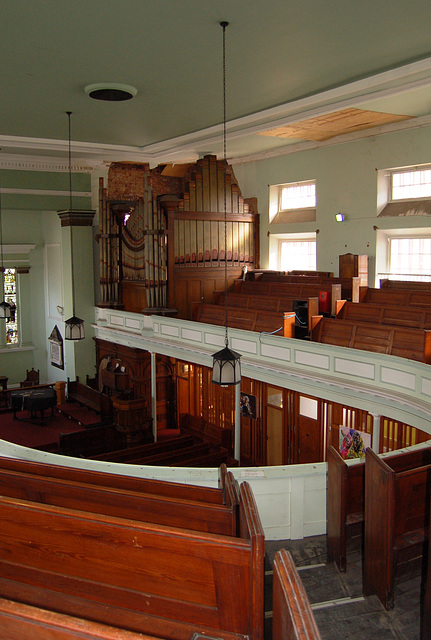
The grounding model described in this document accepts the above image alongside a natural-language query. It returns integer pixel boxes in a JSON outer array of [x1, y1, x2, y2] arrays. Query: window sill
[[271, 208, 316, 224], [379, 199, 431, 217], [0, 344, 35, 354]]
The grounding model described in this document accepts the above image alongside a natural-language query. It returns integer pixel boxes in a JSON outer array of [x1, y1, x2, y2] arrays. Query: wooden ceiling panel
[[257, 108, 413, 142]]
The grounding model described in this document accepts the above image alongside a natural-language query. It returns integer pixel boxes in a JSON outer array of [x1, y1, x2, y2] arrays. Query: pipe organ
[[98, 155, 259, 318]]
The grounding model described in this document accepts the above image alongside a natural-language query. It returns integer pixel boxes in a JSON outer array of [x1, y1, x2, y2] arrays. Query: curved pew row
[[0, 481, 264, 640], [0, 465, 239, 536], [0, 455, 226, 504], [0, 597, 228, 640]]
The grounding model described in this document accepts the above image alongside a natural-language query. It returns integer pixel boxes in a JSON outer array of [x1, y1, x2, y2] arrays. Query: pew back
[[0, 597, 167, 640], [272, 549, 322, 640], [0, 466, 238, 535], [364, 448, 431, 609], [0, 481, 264, 640], [337, 300, 431, 329], [0, 455, 225, 504], [312, 317, 431, 363]]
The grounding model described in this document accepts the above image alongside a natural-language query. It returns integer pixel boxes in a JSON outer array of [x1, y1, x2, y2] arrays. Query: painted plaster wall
[[233, 124, 431, 280]]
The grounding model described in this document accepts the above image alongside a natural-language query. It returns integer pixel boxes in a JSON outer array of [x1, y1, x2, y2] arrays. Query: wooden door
[[266, 405, 283, 465], [266, 386, 284, 466], [296, 395, 322, 463]]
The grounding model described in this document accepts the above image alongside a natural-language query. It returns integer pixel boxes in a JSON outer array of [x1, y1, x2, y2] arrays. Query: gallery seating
[[0, 480, 264, 640]]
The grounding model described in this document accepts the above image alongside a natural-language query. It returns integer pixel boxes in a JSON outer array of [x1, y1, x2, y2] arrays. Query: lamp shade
[[64, 314, 85, 341], [0, 300, 11, 320], [212, 345, 241, 386]]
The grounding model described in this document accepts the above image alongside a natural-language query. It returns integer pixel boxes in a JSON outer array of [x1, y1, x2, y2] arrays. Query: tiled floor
[[264, 534, 421, 640]]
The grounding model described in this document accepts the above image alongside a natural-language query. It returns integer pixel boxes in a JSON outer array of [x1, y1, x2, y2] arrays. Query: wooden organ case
[[98, 156, 259, 319]]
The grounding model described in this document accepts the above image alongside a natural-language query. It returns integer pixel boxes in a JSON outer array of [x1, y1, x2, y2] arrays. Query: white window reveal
[[269, 179, 316, 223], [392, 168, 431, 201], [389, 237, 431, 281], [280, 181, 316, 210], [279, 239, 316, 272]]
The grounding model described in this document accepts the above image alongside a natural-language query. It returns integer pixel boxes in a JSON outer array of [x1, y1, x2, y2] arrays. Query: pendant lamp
[[212, 21, 241, 386], [0, 173, 11, 320], [64, 112, 85, 341]]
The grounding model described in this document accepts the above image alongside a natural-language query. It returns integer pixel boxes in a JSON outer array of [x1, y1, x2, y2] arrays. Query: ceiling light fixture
[[84, 83, 137, 102], [212, 21, 241, 387], [64, 111, 85, 341]]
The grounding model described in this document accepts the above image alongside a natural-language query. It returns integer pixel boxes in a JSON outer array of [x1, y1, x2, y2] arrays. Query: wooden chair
[[20, 368, 40, 387]]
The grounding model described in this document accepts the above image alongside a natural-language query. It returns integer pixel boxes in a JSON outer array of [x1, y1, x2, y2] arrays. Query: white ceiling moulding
[[0, 154, 101, 173], [1, 188, 91, 198], [0, 136, 151, 165]]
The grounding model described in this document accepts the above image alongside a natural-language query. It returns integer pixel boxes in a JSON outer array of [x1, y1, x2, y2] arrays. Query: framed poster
[[339, 426, 371, 459], [48, 325, 64, 370], [240, 393, 257, 419]]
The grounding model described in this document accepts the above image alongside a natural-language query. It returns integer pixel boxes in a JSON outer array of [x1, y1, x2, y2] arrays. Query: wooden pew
[[380, 279, 431, 292], [0, 481, 264, 640], [0, 596, 185, 640], [255, 273, 358, 303], [364, 448, 431, 609], [0, 455, 227, 505], [0, 465, 239, 536], [180, 414, 232, 453], [336, 300, 431, 329], [59, 425, 123, 457], [58, 379, 113, 424], [90, 434, 196, 462], [213, 292, 319, 334], [327, 444, 431, 573], [235, 280, 343, 315], [311, 316, 431, 363], [272, 549, 322, 640], [191, 302, 295, 337], [360, 286, 431, 308], [327, 446, 365, 572]]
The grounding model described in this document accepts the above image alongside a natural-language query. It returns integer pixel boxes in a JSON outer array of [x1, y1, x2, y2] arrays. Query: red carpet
[[0, 408, 85, 450]]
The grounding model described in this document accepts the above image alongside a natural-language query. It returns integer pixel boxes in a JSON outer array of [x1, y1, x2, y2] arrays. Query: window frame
[[269, 179, 317, 224]]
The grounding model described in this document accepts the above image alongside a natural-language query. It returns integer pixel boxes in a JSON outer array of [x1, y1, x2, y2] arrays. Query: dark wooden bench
[[0, 596, 181, 640], [0, 481, 264, 640], [0, 464, 239, 536], [364, 447, 431, 609], [272, 549, 322, 640], [360, 286, 431, 308], [252, 273, 358, 303], [213, 292, 319, 334], [336, 300, 431, 329], [327, 444, 431, 572], [311, 316, 431, 363], [180, 414, 233, 453], [58, 379, 113, 425], [191, 302, 295, 337], [236, 279, 343, 315], [90, 434, 196, 462], [380, 279, 431, 292], [59, 425, 123, 457], [0, 455, 226, 505]]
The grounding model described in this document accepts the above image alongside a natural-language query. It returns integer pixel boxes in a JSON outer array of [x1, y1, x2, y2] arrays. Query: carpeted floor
[[0, 407, 85, 450]]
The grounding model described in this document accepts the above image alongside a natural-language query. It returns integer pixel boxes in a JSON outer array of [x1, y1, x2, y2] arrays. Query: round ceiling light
[[84, 83, 137, 102]]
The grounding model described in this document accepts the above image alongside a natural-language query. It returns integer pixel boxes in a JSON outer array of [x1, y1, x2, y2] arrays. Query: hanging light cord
[[0, 176, 4, 273], [221, 20, 229, 348], [67, 111, 76, 317]]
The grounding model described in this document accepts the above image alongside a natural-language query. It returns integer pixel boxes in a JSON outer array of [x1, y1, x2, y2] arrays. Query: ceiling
[[3, 0, 431, 168]]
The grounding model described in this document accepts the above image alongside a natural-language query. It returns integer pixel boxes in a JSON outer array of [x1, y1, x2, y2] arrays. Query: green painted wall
[[233, 124, 431, 282], [1, 168, 93, 386]]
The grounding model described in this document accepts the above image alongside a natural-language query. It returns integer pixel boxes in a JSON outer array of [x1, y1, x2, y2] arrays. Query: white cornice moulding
[[1, 188, 91, 198], [3, 244, 36, 255]]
